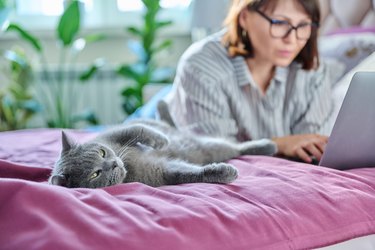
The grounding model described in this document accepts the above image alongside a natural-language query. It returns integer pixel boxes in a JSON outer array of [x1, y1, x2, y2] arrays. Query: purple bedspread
[[1, 129, 375, 250]]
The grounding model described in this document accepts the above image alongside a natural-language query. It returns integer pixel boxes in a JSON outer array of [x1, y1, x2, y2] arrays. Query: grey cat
[[50, 119, 277, 188]]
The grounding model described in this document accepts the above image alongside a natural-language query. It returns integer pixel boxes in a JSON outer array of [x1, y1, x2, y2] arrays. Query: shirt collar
[[232, 56, 257, 87], [274, 66, 288, 84]]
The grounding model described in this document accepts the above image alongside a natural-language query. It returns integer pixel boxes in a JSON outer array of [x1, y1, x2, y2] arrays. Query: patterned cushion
[[319, 0, 375, 35], [319, 29, 375, 74]]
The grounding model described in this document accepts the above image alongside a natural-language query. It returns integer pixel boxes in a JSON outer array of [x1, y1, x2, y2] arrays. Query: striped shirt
[[165, 31, 336, 141]]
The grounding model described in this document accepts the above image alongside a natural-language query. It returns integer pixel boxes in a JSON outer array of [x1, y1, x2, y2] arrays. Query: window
[[10, 0, 192, 34], [16, 0, 65, 16], [117, 0, 191, 12], [117, 0, 143, 12], [112, 0, 192, 34], [15, 0, 93, 16]]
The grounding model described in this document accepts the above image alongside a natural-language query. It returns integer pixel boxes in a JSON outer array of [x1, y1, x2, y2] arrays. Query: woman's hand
[[272, 134, 328, 163]]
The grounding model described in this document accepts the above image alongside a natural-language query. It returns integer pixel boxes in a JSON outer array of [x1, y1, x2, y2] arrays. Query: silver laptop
[[319, 72, 375, 170]]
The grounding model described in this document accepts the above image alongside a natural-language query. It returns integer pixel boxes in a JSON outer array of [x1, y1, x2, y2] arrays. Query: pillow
[[125, 84, 172, 121], [331, 52, 375, 121], [326, 26, 375, 36], [319, 27, 375, 75]]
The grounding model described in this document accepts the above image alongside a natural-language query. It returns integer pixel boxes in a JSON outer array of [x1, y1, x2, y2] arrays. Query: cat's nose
[[110, 160, 118, 170], [112, 161, 117, 169], [103, 160, 117, 171]]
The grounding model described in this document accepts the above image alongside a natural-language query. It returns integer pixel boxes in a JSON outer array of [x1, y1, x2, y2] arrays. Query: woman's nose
[[282, 29, 298, 43]]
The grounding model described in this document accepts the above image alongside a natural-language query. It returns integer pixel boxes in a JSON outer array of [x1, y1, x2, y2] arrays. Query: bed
[[2, 1, 375, 249], [1, 129, 375, 250]]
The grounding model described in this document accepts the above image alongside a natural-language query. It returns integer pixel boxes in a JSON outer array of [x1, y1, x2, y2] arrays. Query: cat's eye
[[99, 149, 106, 158], [90, 170, 102, 180]]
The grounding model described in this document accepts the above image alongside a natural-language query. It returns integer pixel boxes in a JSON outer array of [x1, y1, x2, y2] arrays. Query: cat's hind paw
[[203, 163, 238, 184]]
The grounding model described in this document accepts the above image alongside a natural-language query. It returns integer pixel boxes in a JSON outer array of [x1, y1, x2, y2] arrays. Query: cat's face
[[50, 132, 127, 188]]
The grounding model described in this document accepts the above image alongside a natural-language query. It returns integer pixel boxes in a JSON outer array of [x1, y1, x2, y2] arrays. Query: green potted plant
[[0, 0, 40, 131], [117, 0, 174, 116], [4, 0, 104, 128], [0, 47, 40, 131]]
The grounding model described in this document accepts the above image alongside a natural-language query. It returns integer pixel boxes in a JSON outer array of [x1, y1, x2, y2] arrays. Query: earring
[[241, 29, 253, 57], [242, 29, 248, 40]]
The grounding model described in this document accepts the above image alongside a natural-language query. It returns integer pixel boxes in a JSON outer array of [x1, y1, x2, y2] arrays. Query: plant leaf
[[6, 23, 42, 52], [57, 0, 80, 47], [0, 1, 9, 9], [79, 58, 105, 82], [121, 87, 139, 97], [142, 0, 159, 13], [79, 65, 97, 82], [20, 100, 41, 113], [126, 27, 142, 37], [153, 39, 172, 54], [122, 93, 142, 115], [117, 65, 143, 83], [1, 96, 15, 128], [72, 110, 99, 125], [3, 50, 29, 67], [83, 33, 106, 43], [155, 20, 173, 29], [47, 120, 57, 128]]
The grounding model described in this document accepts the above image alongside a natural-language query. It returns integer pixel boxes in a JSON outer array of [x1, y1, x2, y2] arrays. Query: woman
[[163, 0, 335, 163]]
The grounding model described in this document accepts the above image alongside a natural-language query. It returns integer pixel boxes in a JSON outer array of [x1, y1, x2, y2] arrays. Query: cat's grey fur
[[50, 119, 277, 188]]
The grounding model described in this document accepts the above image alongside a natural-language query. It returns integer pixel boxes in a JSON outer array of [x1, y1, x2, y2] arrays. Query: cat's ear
[[61, 131, 76, 153], [50, 174, 67, 187]]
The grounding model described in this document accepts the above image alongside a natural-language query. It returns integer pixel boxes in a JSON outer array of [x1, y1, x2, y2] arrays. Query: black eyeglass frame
[[254, 9, 319, 40]]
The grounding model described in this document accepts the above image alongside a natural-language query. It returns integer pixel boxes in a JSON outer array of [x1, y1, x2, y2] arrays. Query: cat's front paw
[[153, 136, 169, 149], [203, 163, 238, 184]]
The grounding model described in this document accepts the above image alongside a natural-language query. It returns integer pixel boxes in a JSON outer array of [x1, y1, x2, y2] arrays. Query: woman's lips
[[278, 50, 293, 57]]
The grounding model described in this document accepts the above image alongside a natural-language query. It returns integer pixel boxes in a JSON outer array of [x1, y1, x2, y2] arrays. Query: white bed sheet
[[318, 234, 375, 250]]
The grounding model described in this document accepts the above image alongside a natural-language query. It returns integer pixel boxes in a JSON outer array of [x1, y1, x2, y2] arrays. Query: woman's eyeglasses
[[254, 9, 319, 40]]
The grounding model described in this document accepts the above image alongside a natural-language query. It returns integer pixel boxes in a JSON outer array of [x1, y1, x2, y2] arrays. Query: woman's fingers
[[304, 143, 323, 161], [314, 136, 328, 153], [273, 134, 329, 163], [296, 135, 328, 163], [296, 148, 312, 163]]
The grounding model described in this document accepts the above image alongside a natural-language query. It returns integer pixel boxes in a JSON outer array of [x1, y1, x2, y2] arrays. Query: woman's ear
[[238, 8, 249, 30]]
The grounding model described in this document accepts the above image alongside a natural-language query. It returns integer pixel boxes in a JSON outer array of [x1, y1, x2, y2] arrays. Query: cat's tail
[[157, 100, 176, 127]]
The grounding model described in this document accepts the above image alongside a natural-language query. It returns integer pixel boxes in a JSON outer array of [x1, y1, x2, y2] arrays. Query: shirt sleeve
[[291, 61, 336, 136], [166, 59, 240, 141]]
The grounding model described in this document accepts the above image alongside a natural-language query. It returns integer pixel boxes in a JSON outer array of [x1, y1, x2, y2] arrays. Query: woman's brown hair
[[222, 0, 320, 70]]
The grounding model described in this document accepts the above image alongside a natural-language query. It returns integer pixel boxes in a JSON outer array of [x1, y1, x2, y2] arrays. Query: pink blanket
[[1, 129, 375, 250]]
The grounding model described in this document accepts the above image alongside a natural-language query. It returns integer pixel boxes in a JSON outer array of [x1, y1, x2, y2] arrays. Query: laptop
[[319, 71, 375, 170]]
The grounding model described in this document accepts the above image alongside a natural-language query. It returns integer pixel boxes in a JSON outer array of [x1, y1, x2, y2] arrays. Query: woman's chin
[[275, 58, 295, 68]]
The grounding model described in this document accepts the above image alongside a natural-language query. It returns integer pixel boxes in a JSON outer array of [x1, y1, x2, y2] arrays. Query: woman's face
[[240, 0, 312, 67]]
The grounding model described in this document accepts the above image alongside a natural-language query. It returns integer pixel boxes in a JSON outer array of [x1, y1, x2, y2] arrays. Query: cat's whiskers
[[123, 135, 139, 148], [118, 147, 129, 159], [118, 139, 138, 158], [116, 135, 139, 159]]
